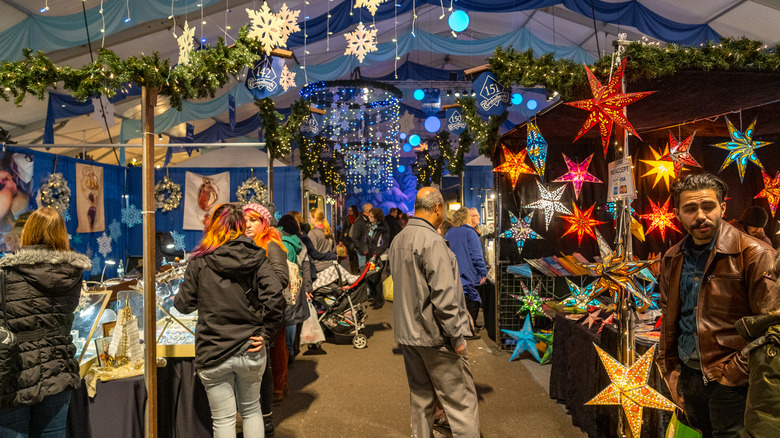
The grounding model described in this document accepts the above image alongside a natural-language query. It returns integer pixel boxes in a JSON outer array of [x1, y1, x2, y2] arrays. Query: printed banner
[[421, 88, 441, 115], [474, 72, 510, 116], [245, 56, 284, 99], [75, 163, 105, 233], [446, 107, 467, 135], [183, 171, 231, 230], [428, 139, 441, 159], [0, 152, 34, 250], [301, 112, 324, 138], [185, 123, 194, 142]]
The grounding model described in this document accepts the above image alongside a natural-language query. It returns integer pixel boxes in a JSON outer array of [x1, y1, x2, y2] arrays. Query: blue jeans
[[0, 390, 71, 438], [356, 253, 366, 268], [198, 348, 267, 438], [286, 325, 297, 361]]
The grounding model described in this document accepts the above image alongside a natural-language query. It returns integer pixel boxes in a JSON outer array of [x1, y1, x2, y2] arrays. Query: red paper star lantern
[[668, 131, 700, 177], [561, 203, 605, 245], [553, 153, 602, 199], [565, 58, 655, 157], [492, 146, 537, 189], [639, 197, 681, 242], [756, 171, 780, 216]]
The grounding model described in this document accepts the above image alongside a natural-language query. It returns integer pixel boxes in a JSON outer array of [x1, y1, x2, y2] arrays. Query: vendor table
[[549, 313, 672, 438]]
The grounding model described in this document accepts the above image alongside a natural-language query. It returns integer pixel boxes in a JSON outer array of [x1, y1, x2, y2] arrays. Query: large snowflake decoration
[[61, 210, 71, 223], [170, 231, 186, 251], [710, 117, 774, 183], [175, 20, 196, 66], [355, 0, 388, 16], [639, 197, 681, 242], [97, 232, 112, 258], [280, 65, 296, 91], [90, 255, 102, 276], [276, 3, 301, 38], [553, 153, 602, 199], [108, 220, 122, 240], [756, 171, 780, 216], [344, 22, 378, 63], [247, 4, 286, 55], [525, 180, 571, 231], [501, 211, 543, 254], [121, 204, 143, 228]]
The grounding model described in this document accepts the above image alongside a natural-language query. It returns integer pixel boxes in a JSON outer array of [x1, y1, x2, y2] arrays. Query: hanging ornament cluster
[[154, 179, 182, 212], [553, 153, 602, 199], [355, 0, 388, 16], [525, 180, 571, 231], [639, 197, 680, 242], [344, 22, 378, 63], [711, 117, 773, 182], [501, 211, 542, 254], [246, 3, 301, 55], [526, 121, 548, 176], [492, 146, 537, 189], [560, 203, 605, 245], [40, 172, 70, 214], [175, 21, 196, 66], [757, 171, 780, 216], [235, 176, 268, 205]]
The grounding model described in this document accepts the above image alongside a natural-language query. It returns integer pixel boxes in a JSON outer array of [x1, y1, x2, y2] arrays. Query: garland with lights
[[40, 172, 70, 214], [236, 176, 268, 205], [320, 159, 346, 195], [438, 130, 469, 176], [295, 135, 327, 180], [154, 178, 182, 212], [415, 147, 443, 189], [457, 97, 508, 158], [299, 80, 403, 108], [256, 98, 311, 160]]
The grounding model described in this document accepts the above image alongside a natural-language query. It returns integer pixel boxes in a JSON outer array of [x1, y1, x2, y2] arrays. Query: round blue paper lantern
[[399, 132, 407, 140], [511, 93, 523, 105], [526, 99, 538, 110], [398, 165, 406, 173], [448, 10, 469, 32], [424, 116, 441, 133], [402, 143, 412, 153], [409, 134, 421, 146], [413, 89, 425, 101]]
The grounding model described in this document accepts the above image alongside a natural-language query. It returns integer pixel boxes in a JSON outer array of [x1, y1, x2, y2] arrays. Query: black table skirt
[[550, 313, 672, 438]]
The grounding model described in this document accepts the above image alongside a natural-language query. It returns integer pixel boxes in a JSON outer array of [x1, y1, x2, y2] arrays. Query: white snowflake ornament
[[176, 21, 196, 66], [344, 22, 378, 63], [247, 4, 286, 55], [280, 65, 296, 91], [97, 232, 113, 258], [355, 0, 388, 16], [276, 3, 301, 38]]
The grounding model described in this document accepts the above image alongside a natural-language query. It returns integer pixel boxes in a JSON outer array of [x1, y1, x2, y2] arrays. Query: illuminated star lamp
[[560, 278, 601, 310], [639, 197, 681, 242], [509, 281, 547, 321], [560, 203, 605, 245], [526, 121, 548, 177], [565, 58, 655, 157], [710, 117, 774, 183], [533, 331, 554, 365], [501, 314, 541, 362], [501, 211, 543, 254], [756, 171, 780, 216], [493, 146, 537, 189], [554, 153, 602, 199], [525, 180, 571, 231], [640, 144, 676, 190], [668, 131, 701, 177], [586, 344, 677, 438]]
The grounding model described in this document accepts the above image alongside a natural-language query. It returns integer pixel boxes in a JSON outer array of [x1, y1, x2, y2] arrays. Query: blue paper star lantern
[[501, 314, 541, 362], [501, 211, 543, 254]]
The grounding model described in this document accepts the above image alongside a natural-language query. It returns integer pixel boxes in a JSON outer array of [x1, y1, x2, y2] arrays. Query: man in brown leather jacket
[[657, 173, 779, 437]]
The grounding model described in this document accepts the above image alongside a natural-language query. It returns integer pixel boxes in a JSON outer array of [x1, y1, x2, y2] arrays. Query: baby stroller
[[311, 258, 378, 349]]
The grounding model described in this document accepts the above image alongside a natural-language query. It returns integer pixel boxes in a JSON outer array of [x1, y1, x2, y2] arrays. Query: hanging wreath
[[40, 172, 71, 214], [155, 179, 182, 212], [235, 177, 268, 205]]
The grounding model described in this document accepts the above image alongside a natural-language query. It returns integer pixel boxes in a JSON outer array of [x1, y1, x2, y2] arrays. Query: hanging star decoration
[[639, 197, 681, 242], [355, 0, 388, 16], [492, 146, 537, 189], [501, 314, 541, 362], [587, 344, 677, 438], [565, 58, 655, 157], [638, 281, 659, 310], [121, 204, 143, 228], [597, 312, 616, 333], [175, 21, 196, 66], [560, 278, 601, 311], [526, 121, 548, 177], [640, 145, 676, 190], [247, 3, 286, 55], [560, 203, 606, 245], [581, 229, 657, 302], [280, 65, 296, 91], [534, 331, 554, 365], [668, 131, 700, 177], [756, 171, 780, 216], [581, 309, 603, 329], [344, 22, 378, 63], [97, 232, 112, 258], [509, 281, 547, 321], [553, 153, 602, 199], [710, 117, 773, 183], [526, 180, 571, 231], [501, 211, 543, 254]]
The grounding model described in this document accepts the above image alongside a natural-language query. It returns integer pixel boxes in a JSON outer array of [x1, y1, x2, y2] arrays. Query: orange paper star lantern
[[639, 197, 681, 242], [756, 171, 780, 216], [561, 203, 606, 245], [640, 145, 676, 190], [492, 146, 537, 188], [565, 58, 655, 157], [587, 344, 677, 438]]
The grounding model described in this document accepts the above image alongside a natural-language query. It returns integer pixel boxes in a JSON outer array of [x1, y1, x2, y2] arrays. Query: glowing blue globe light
[[398, 165, 406, 173], [526, 99, 538, 110], [424, 116, 441, 133], [402, 143, 412, 153], [409, 134, 421, 146], [511, 93, 523, 105], [448, 10, 469, 32], [413, 89, 425, 101], [399, 132, 407, 140]]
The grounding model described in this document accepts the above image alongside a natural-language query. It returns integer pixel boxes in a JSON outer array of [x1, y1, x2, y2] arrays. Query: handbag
[[666, 411, 703, 438], [0, 270, 21, 403]]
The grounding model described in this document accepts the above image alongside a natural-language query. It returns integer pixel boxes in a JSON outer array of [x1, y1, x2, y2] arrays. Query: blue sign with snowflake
[[122, 204, 143, 228], [473, 72, 509, 116]]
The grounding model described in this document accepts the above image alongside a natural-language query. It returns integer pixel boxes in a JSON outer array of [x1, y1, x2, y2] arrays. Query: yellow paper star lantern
[[640, 145, 676, 190], [492, 146, 537, 189]]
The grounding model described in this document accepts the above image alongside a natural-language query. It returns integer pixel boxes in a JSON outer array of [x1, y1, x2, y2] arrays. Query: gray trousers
[[400, 344, 480, 437]]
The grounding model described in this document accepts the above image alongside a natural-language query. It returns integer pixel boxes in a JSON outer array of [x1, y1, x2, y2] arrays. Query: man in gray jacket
[[388, 187, 479, 437]]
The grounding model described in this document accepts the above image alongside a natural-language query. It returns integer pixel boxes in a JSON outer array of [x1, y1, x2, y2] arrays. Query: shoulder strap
[[0, 269, 8, 329], [235, 272, 262, 311]]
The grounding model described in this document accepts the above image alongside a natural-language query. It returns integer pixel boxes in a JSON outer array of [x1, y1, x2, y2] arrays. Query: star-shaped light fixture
[[581, 229, 657, 302], [560, 203, 605, 245], [509, 281, 546, 322], [565, 58, 655, 157], [586, 344, 677, 438], [501, 211, 543, 254], [597, 312, 615, 333], [553, 153, 602, 199], [710, 117, 773, 182], [533, 331, 553, 365], [639, 197, 680, 242], [560, 278, 601, 311], [756, 171, 780, 216], [493, 146, 537, 189], [668, 131, 700, 177], [525, 180, 571, 231], [581, 309, 603, 329], [526, 121, 548, 177], [640, 145, 676, 190], [501, 314, 541, 362]]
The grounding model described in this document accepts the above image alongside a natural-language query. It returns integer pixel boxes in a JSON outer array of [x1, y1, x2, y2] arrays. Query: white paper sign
[[607, 157, 636, 201]]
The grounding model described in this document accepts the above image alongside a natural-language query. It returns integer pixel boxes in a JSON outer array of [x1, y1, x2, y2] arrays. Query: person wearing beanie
[[730, 205, 772, 245]]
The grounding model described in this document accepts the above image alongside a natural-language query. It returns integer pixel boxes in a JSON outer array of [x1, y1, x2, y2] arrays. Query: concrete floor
[[271, 304, 587, 438]]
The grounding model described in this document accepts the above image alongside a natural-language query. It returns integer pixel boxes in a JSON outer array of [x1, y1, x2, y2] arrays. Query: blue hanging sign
[[446, 107, 467, 135], [228, 94, 236, 131], [428, 140, 441, 160], [301, 112, 324, 138], [320, 144, 333, 160], [421, 88, 441, 116], [185, 123, 194, 142], [245, 56, 284, 99], [474, 72, 509, 116]]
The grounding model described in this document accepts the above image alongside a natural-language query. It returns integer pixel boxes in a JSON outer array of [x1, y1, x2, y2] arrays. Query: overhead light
[[446, 90, 452, 97], [454, 90, 460, 97], [158, 134, 163, 141]]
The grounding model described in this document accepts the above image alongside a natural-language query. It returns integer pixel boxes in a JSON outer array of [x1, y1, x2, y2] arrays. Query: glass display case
[[72, 290, 113, 365]]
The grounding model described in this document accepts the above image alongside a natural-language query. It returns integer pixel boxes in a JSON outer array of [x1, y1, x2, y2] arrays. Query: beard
[[686, 216, 720, 242]]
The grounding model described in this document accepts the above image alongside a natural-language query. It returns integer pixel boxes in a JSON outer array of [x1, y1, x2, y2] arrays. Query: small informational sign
[[473, 72, 509, 116], [446, 107, 467, 135], [607, 156, 636, 201], [421, 88, 441, 115]]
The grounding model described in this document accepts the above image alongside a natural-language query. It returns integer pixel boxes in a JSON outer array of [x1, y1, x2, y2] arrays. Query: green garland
[[456, 97, 508, 158], [415, 146, 443, 189], [256, 98, 311, 160], [296, 135, 326, 180], [438, 131, 469, 176], [320, 159, 346, 195]]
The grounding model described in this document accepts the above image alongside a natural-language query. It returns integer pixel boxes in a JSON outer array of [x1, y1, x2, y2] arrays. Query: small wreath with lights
[[40, 173, 71, 214], [155, 179, 182, 212], [235, 177, 268, 205]]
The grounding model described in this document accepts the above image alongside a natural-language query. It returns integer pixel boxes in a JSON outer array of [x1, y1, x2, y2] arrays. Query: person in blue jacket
[[445, 207, 487, 335]]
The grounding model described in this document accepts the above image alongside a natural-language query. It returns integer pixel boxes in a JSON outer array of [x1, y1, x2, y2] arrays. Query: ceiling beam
[[541, 5, 658, 48], [1, 0, 32, 15], [706, 0, 747, 24]]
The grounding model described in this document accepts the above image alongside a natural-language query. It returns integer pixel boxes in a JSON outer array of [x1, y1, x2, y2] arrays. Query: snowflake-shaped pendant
[[355, 0, 388, 16], [276, 3, 301, 38], [122, 204, 143, 228], [176, 21, 196, 65], [246, 4, 286, 55], [170, 231, 186, 251], [97, 232, 112, 258], [280, 65, 296, 91], [108, 220, 122, 240], [344, 22, 378, 63]]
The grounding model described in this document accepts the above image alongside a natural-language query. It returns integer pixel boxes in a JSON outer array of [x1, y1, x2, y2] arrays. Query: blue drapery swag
[[44, 87, 141, 144]]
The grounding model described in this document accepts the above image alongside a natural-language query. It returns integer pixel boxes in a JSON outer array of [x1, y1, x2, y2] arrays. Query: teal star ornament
[[710, 117, 773, 182], [501, 211, 543, 254], [533, 331, 553, 365], [501, 314, 541, 362], [525, 180, 571, 231], [526, 121, 548, 177], [560, 278, 601, 310]]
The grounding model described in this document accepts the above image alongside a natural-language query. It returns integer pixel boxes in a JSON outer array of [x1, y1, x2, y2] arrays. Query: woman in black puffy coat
[[0, 207, 91, 437]]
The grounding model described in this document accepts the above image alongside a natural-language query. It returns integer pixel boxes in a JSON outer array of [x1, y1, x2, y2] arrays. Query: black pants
[[465, 298, 481, 328], [679, 364, 748, 438]]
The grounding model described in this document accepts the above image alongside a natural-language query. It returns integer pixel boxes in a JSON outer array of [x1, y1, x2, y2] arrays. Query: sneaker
[[263, 415, 275, 437]]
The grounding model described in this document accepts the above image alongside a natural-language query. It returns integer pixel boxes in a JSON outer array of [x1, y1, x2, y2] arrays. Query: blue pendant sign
[[446, 107, 467, 135], [421, 88, 441, 116], [301, 112, 324, 138], [320, 144, 333, 161], [428, 140, 441, 160], [473, 72, 509, 116], [245, 56, 284, 99]]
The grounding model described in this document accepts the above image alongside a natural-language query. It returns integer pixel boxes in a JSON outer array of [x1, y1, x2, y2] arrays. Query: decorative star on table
[[501, 314, 541, 362], [710, 117, 774, 183], [560, 203, 605, 245], [756, 171, 780, 216], [586, 344, 677, 438], [639, 197, 681, 242], [668, 131, 700, 177], [581, 229, 657, 302], [565, 58, 655, 157], [526, 180, 571, 231], [492, 146, 537, 189], [509, 281, 546, 322], [597, 312, 616, 333], [526, 121, 548, 177], [638, 281, 659, 310], [640, 145, 676, 190], [581, 309, 603, 329], [500, 211, 543, 254], [533, 331, 554, 365], [553, 153, 602, 199], [560, 278, 601, 311]]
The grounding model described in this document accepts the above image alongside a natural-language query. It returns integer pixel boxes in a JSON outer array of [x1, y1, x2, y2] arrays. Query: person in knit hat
[[730, 205, 772, 245]]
